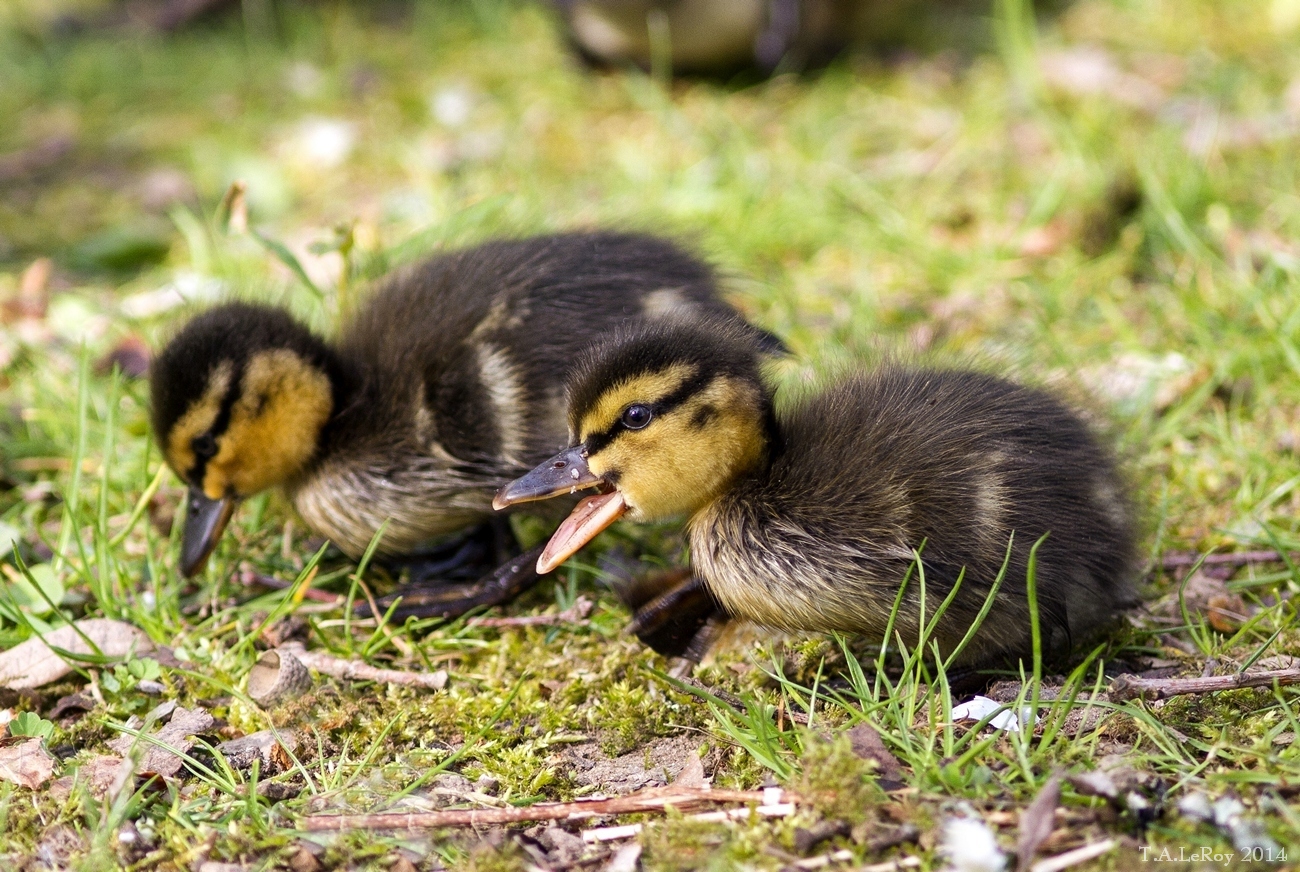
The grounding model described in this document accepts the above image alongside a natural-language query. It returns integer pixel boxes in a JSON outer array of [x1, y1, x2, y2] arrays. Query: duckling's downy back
[[694, 366, 1139, 667], [292, 233, 778, 556]]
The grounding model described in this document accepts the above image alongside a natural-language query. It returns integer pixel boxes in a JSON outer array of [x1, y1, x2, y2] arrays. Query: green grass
[[2, 0, 1300, 867]]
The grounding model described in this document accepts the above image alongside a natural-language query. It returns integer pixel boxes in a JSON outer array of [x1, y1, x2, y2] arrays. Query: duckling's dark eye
[[192, 433, 217, 460], [621, 404, 653, 430]]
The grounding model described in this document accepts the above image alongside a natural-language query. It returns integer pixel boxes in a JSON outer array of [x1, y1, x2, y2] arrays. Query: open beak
[[180, 488, 237, 577], [493, 445, 628, 574]]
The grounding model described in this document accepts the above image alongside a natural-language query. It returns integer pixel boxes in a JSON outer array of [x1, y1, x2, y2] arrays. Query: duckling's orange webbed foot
[[357, 542, 548, 622], [619, 570, 727, 661]]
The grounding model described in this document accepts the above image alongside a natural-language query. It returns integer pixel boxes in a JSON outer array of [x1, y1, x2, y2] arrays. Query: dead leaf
[[2, 258, 51, 324], [1206, 593, 1248, 633], [670, 752, 708, 789], [95, 335, 151, 378], [48, 754, 133, 801], [846, 723, 906, 784], [0, 618, 153, 689], [215, 729, 299, 774], [1016, 773, 1061, 871], [286, 844, 323, 872], [0, 737, 55, 788], [1039, 46, 1166, 111], [107, 705, 214, 778], [48, 692, 96, 721]]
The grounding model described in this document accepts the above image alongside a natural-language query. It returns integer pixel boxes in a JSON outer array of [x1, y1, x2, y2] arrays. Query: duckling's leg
[[360, 542, 548, 622], [620, 570, 727, 661]]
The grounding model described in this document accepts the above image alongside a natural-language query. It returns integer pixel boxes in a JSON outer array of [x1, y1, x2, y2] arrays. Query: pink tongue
[[538, 491, 628, 573]]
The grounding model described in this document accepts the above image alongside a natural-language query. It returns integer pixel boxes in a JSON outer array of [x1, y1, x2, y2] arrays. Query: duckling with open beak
[[496, 317, 1140, 669]]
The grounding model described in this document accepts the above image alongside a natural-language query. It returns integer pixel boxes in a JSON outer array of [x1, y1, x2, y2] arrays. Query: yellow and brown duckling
[[150, 232, 780, 618], [495, 318, 1140, 668]]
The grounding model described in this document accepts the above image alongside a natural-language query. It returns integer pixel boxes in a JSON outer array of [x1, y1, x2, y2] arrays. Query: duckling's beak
[[492, 445, 628, 574], [180, 488, 237, 577], [493, 446, 604, 508]]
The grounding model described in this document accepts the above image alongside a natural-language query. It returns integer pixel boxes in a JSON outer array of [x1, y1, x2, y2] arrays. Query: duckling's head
[[495, 318, 772, 572], [151, 303, 347, 576]]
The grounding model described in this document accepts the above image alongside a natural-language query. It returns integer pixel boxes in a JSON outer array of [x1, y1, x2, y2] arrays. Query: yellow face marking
[[200, 350, 332, 499], [585, 375, 767, 522], [577, 364, 698, 441], [166, 361, 234, 479]]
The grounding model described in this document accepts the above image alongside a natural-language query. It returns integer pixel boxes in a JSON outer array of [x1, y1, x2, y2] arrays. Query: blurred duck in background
[[552, 0, 933, 74]]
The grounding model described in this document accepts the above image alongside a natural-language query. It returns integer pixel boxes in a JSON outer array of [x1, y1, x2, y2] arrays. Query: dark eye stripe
[[189, 360, 244, 485], [584, 370, 712, 455]]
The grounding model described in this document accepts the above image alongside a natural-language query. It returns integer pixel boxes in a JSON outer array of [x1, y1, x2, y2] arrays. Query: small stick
[[786, 848, 855, 870], [279, 642, 447, 691], [302, 787, 788, 831], [1158, 549, 1295, 570], [1029, 839, 1117, 872], [468, 596, 594, 628], [1110, 668, 1300, 702], [582, 799, 794, 842], [860, 858, 921, 872]]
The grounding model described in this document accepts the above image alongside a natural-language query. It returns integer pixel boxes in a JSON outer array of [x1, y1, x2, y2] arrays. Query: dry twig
[[1110, 668, 1300, 701], [278, 642, 447, 691], [468, 596, 594, 628], [303, 787, 793, 831], [1029, 839, 1117, 872]]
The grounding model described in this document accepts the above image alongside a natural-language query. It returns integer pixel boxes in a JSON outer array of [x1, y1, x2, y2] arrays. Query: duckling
[[150, 232, 780, 618], [494, 318, 1139, 668]]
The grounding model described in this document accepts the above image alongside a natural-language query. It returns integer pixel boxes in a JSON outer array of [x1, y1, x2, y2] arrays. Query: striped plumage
[[496, 319, 1139, 668], [150, 233, 779, 602]]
